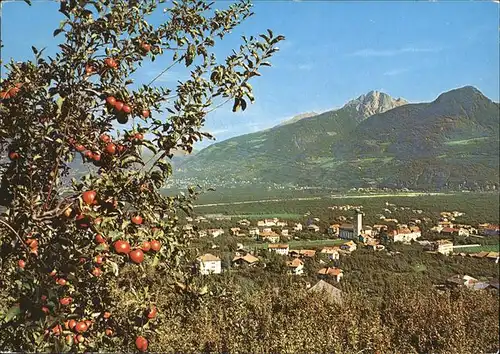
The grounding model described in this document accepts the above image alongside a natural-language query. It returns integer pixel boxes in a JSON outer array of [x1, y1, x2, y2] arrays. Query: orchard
[[0, 0, 283, 351]]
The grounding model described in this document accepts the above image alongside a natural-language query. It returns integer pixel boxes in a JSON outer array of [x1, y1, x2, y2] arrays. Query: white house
[[268, 243, 289, 256], [307, 224, 320, 232], [197, 253, 222, 275], [198, 230, 207, 238], [386, 226, 421, 243], [281, 229, 289, 236], [208, 228, 224, 238], [230, 227, 241, 236], [340, 241, 357, 252], [320, 247, 340, 260], [287, 258, 304, 275], [238, 219, 251, 227], [434, 239, 454, 255], [249, 227, 260, 237], [293, 223, 303, 232], [260, 231, 280, 243]]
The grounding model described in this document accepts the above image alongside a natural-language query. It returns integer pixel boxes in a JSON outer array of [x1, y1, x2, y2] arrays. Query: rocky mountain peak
[[344, 90, 408, 118]]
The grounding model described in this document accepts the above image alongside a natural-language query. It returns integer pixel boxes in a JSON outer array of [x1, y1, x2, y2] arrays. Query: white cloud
[[349, 46, 441, 57]]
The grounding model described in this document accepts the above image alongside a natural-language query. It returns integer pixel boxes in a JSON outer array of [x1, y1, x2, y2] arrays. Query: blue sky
[[2, 0, 499, 148]]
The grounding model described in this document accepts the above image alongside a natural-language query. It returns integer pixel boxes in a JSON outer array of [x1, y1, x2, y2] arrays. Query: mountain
[[343, 90, 407, 118], [276, 112, 318, 127], [174, 86, 499, 190], [173, 90, 409, 183]]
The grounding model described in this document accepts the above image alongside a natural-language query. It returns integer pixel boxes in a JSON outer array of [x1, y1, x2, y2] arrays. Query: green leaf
[[56, 97, 65, 116], [152, 254, 160, 268], [120, 155, 143, 167], [53, 29, 64, 37], [95, 243, 109, 251], [240, 98, 247, 111], [4, 304, 21, 322], [232, 98, 241, 112], [107, 260, 119, 276], [142, 140, 158, 154]]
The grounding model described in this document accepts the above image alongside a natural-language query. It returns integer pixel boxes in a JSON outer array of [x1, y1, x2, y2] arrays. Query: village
[[184, 204, 499, 294]]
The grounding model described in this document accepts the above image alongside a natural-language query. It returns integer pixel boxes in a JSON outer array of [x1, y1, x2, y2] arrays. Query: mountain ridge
[[174, 86, 499, 190]]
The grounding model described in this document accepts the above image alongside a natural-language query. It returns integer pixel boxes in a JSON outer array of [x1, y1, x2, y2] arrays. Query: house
[[289, 249, 301, 258], [198, 230, 207, 238], [339, 209, 370, 240], [197, 254, 222, 275], [232, 253, 259, 267], [458, 228, 470, 237], [258, 219, 277, 227], [268, 243, 289, 256], [260, 231, 280, 243], [434, 239, 454, 255], [238, 219, 251, 227], [301, 249, 316, 258], [372, 224, 388, 235], [262, 227, 273, 233], [340, 241, 357, 252], [307, 224, 320, 232], [308, 280, 343, 305], [481, 224, 500, 236], [384, 218, 399, 223], [249, 227, 260, 237], [320, 247, 340, 260], [194, 216, 207, 223], [317, 267, 343, 282], [207, 228, 224, 238], [290, 249, 316, 258], [438, 220, 454, 229], [486, 252, 499, 263], [293, 223, 303, 232], [384, 226, 421, 244], [230, 227, 241, 236], [358, 234, 375, 244], [445, 274, 490, 290], [276, 221, 288, 228], [440, 227, 459, 236], [365, 239, 384, 251], [328, 224, 340, 236], [281, 229, 289, 236], [286, 258, 304, 275], [185, 217, 193, 222], [182, 224, 194, 232]]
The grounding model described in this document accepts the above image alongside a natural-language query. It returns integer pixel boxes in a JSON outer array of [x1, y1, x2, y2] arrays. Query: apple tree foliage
[[0, 0, 283, 351]]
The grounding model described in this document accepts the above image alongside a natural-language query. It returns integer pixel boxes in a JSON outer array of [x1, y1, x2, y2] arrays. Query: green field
[[192, 192, 500, 225], [227, 213, 304, 219], [457, 244, 500, 253], [244, 238, 345, 250]]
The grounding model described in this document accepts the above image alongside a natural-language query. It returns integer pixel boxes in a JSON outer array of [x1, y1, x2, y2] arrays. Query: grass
[[229, 213, 304, 219], [244, 238, 345, 250], [457, 245, 499, 253], [412, 264, 427, 272]]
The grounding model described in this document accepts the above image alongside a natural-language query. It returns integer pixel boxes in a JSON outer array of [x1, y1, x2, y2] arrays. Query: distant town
[[187, 203, 499, 292]]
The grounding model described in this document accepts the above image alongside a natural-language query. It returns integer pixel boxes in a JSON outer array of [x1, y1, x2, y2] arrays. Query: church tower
[[353, 209, 363, 237]]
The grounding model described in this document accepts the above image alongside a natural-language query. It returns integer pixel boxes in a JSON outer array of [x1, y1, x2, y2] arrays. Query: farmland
[[191, 190, 500, 226]]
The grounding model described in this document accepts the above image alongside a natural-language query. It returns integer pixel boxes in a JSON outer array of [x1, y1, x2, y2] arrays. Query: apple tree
[[0, 0, 283, 351]]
